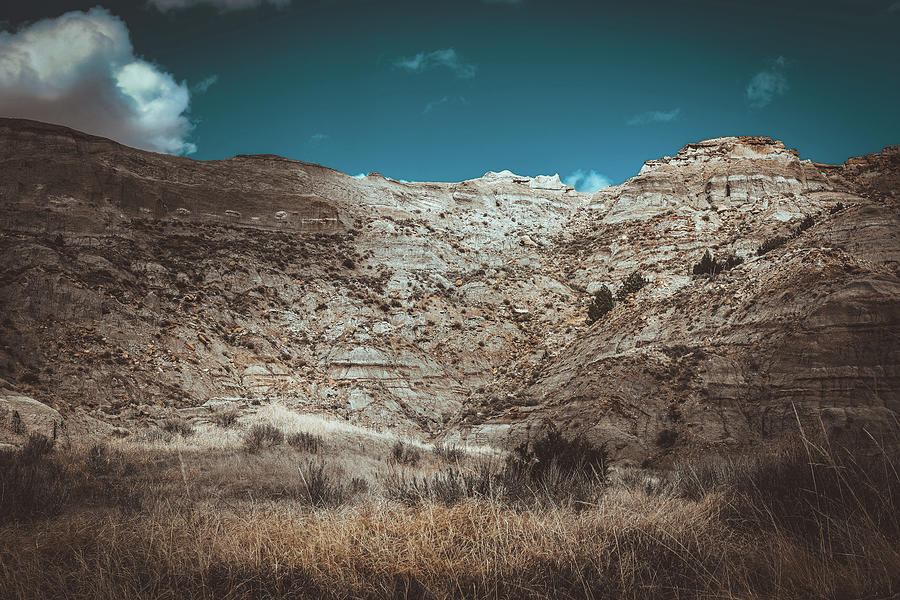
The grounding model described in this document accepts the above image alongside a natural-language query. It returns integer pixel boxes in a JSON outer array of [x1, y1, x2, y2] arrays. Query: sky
[[1, 1, 898, 190]]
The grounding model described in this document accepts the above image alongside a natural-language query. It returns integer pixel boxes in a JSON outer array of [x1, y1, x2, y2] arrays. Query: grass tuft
[[388, 440, 421, 466], [287, 430, 324, 453], [212, 410, 239, 428], [432, 442, 466, 463], [161, 418, 195, 437], [295, 459, 368, 507], [244, 423, 285, 453]]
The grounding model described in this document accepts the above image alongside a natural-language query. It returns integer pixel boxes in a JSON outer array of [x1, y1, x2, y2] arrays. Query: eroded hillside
[[1, 120, 897, 463]]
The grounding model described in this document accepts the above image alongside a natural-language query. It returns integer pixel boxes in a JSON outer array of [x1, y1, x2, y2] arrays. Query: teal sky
[[2, 1, 899, 186]]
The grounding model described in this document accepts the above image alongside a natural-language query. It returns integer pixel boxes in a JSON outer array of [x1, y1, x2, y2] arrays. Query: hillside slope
[[1, 119, 897, 462]]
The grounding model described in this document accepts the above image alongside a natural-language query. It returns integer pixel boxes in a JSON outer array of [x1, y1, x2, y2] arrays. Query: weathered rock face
[[0, 117, 590, 442], [818, 144, 900, 202], [0, 122, 897, 462], [456, 137, 899, 464], [602, 137, 832, 223]]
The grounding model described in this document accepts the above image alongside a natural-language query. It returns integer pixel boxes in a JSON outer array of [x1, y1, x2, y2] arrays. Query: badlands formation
[[0, 118, 897, 464]]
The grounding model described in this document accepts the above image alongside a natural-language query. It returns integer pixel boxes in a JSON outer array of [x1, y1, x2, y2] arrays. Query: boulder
[[0, 392, 63, 441]]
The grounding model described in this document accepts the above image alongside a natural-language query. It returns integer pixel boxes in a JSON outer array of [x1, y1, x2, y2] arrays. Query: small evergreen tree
[[758, 213, 818, 257], [616, 271, 647, 300], [757, 235, 789, 256], [692, 250, 720, 276], [796, 214, 815, 233], [587, 285, 614, 323], [692, 250, 744, 276]]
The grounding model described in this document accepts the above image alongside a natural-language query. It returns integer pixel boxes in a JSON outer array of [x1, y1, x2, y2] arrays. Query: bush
[[692, 250, 719, 276], [616, 271, 647, 300], [295, 459, 367, 507], [756, 235, 790, 256], [161, 418, 194, 437], [10, 411, 23, 435], [287, 431, 324, 453], [587, 285, 615, 323], [508, 427, 609, 485], [757, 214, 818, 256], [796, 214, 815, 233], [243, 423, 284, 453], [0, 441, 139, 522], [389, 441, 421, 466], [212, 410, 238, 428], [384, 462, 499, 506], [389, 428, 612, 508]]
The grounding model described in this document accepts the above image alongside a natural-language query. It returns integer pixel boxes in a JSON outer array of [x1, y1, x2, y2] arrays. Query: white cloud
[[564, 169, 611, 193], [627, 107, 681, 126], [423, 95, 468, 114], [394, 48, 477, 79], [148, 0, 289, 12], [0, 8, 195, 154], [192, 74, 218, 93], [308, 133, 328, 144], [746, 56, 788, 108]]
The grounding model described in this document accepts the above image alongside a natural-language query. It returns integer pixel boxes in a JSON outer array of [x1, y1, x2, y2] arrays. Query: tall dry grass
[[0, 408, 897, 599], [1, 487, 896, 600]]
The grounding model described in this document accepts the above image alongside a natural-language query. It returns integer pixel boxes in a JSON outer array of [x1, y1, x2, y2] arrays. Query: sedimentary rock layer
[[1, 121, 896, 462]]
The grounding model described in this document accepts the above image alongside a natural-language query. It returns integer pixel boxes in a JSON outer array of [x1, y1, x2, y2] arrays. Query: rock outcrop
[[456, 137, 899, 463], [0, 122, 897, 462], [0, 384, 64, 441]]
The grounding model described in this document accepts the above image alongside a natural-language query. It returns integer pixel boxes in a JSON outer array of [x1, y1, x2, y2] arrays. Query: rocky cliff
[[1, 119, 897, 463]]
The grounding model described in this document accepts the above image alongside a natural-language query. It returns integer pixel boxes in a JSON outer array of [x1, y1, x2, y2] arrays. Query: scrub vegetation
[[1, 404, 897, 600]]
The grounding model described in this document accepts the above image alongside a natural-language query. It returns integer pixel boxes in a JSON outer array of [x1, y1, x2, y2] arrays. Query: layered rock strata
[[1, 121, 896, 462]]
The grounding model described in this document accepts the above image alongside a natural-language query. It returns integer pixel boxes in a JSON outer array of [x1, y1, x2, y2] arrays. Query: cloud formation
[[148, 0, 289, 12], [564, 170, 611, 194], [746, 56, 788, 108], [394, 48, 477, 79], [0, 8, 195, 154], [192, 74, 218, 93], [627, 107, 681, 126], [423, 95, 468, 114], [308, 133, 328, 144]]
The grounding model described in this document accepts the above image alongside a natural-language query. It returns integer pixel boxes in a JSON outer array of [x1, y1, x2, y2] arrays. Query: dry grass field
[[1, 404, 898, 599]]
